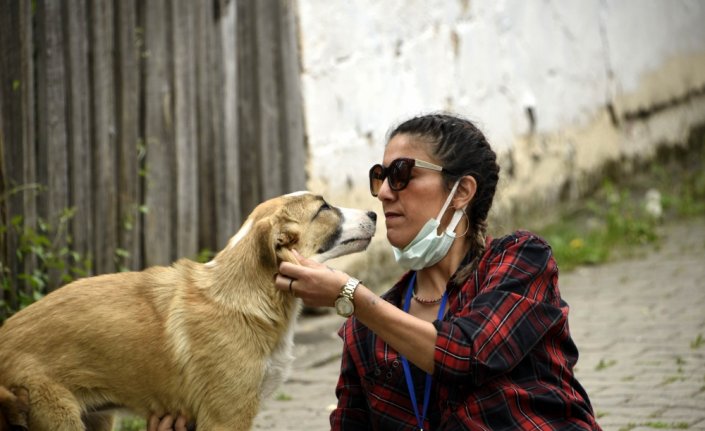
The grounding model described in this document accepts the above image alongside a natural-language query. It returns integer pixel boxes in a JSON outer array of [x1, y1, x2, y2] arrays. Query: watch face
[[335, 297, 354, 316]]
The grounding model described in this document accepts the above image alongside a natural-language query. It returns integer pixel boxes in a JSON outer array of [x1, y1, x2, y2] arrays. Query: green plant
[[0, 208, 92, 323], [539, 180, 661, 271], [116, 416, 147, 431], [196, 248, 216, 264]]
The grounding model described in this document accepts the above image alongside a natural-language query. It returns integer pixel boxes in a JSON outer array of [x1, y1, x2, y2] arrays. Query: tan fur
[[0, 193, 375, 430]]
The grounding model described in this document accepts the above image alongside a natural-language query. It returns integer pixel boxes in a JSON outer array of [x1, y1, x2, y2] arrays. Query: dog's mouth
[[341, 236, 372, 246], [312, 234, 374, 263], [315, 236, 371, 255]]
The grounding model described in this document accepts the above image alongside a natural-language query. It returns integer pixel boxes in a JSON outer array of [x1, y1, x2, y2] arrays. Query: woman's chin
[[386, 233, 410, 250]]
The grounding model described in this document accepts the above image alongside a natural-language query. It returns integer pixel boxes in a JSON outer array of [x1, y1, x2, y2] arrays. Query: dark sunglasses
[[368, 157, 446, 197]]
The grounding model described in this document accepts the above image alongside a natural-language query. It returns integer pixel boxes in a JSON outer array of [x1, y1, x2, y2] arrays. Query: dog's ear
[[274, 222, 301, 265]]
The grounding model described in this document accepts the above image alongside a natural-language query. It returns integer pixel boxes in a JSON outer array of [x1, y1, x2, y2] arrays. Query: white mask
[[392, 180, 466, 270]]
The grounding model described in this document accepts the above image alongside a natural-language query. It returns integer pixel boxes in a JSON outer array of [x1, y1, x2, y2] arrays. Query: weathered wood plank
[[279, 0, 307, 192], [254, 0, 283, 201], [63, 0, 93, 268], [143, 0, 175, 266], [36, 0, 70, 289], [115, 0, 141, 270], [90, 0, 117, 274], [0, 0, 33, 304], [19, 0, 37, 294], [237, 0, 260, 217], [172, 0, 198, 259], [214, 1, 241, 246], [195, 1, 215, 251]]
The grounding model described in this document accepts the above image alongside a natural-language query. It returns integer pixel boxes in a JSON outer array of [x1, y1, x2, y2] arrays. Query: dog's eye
[[313, 202, 332, 220]]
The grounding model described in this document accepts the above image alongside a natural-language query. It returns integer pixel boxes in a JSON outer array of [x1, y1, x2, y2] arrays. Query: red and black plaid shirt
[[330, 231, 602, 430]]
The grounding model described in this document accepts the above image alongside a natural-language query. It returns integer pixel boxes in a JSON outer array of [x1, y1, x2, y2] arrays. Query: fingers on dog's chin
[[155, 415, 174, 431], [148, 416, 159, 430]]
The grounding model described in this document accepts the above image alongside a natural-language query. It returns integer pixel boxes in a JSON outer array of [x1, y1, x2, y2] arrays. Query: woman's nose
[[376, 177, 394, 201]]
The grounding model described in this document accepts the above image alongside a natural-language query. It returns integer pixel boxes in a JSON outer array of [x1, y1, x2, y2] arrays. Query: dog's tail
[[0, 385, 29, 431]]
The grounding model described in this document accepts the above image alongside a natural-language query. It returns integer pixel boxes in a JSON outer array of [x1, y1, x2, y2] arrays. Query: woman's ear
[[453, 175, 477, 209]]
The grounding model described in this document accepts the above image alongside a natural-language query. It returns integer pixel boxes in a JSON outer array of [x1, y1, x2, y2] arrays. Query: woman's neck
[[415, 236, 471, 297]]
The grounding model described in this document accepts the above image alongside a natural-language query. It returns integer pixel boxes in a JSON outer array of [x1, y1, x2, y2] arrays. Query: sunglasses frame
[[368, 157, 445, 197]]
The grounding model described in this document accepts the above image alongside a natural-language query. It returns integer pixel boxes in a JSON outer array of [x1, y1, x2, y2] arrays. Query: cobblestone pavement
[[253, 217, 705, 431]]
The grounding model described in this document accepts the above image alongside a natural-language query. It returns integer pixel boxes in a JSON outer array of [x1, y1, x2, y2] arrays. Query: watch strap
[[340, 277, 361, 300]]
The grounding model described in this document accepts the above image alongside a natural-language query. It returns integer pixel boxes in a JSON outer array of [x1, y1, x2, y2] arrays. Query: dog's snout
[[367, 211, 377, 222]]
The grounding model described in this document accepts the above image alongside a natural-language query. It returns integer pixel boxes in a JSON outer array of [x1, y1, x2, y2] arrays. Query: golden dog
[[0, 192, 376, 430]]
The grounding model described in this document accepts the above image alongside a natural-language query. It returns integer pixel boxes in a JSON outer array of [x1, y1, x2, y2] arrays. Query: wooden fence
[[0, 0, 306, 316]]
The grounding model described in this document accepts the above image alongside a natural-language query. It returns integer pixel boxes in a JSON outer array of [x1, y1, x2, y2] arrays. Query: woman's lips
[[384, 212, 402, 224]]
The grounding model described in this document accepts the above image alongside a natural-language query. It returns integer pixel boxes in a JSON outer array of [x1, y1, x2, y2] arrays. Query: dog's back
[[0, 270, 187, 428]]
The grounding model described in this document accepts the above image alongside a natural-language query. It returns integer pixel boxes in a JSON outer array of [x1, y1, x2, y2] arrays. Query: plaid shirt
[[330, 231, 602, 430]]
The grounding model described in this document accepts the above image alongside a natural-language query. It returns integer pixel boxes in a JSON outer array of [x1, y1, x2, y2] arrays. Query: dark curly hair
[[387, 113, 500, 280]]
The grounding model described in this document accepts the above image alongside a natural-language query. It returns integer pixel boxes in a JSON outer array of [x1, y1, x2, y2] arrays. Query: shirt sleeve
[[433, 233, 566, 386], [330, 321, 371, 430]]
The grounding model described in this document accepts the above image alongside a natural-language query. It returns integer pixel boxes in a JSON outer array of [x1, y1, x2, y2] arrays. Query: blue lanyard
[[401, 272, 448, 431]]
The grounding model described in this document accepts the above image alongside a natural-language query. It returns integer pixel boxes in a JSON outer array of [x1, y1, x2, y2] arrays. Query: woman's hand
[[275, 250, 349, 307], [147, 414, 191, 431]]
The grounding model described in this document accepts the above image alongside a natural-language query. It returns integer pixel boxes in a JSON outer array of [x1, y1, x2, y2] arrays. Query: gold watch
[[335, 277, 361, 317]]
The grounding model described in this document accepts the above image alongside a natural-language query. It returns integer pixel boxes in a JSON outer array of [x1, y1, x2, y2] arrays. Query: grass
[[595, 358, 617, 371], [527, 133, 705, 271], [536, 179, 667, 271], [275, 392, 294, 401]]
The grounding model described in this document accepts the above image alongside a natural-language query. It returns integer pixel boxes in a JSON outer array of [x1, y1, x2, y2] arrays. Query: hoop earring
[[456, 211, 470, 238]]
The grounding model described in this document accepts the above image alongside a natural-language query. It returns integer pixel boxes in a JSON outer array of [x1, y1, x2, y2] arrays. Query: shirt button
[[374, 368, 381, 376], [386, 371, 393, 379], [392, 360, 399, 368]]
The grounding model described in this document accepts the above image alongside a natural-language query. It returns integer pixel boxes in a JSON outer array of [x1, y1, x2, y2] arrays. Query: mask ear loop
[[453, 210, 470, 238], [435, 180, 461, 221]]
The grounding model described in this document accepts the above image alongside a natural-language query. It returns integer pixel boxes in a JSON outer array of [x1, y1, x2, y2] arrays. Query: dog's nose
[[367, 211, 377, 222]]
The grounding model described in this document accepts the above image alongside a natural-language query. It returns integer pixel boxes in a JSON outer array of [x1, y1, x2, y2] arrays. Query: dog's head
[[216, 192, 376, 269]]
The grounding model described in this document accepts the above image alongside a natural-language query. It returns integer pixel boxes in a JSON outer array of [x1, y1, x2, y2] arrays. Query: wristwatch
[[335, 277, 361, 317]]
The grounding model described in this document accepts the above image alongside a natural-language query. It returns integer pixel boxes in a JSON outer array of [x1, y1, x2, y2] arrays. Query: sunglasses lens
[[369, 159, 416, 196], [388, 159, 413, 191], [369, 164, 385, 196]]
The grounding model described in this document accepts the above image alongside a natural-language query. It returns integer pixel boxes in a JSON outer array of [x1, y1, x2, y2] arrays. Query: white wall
[[296, 0, 705, 215]]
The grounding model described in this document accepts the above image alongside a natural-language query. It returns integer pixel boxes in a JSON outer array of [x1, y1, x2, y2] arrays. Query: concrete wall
[[294, 0, 705, 276]]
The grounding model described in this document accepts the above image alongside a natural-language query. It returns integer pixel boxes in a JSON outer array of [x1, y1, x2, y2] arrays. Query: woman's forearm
[[352, 284, 438, 373]]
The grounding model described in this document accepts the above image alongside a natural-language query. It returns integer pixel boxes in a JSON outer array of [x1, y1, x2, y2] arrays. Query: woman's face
[[377, 133, 451, 249]]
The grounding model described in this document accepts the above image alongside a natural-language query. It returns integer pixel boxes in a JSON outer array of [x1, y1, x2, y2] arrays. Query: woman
[[152, 113, 601, 430], [277, 113, 601, 430]]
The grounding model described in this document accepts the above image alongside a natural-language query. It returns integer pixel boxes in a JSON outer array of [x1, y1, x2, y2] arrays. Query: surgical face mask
[[392, 180, 466, 270]]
